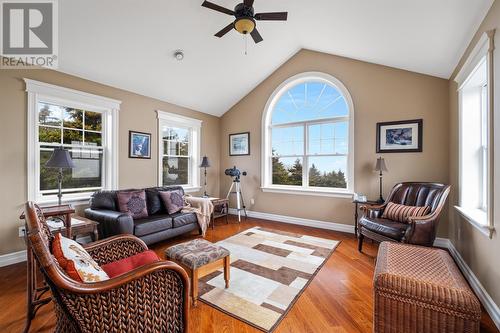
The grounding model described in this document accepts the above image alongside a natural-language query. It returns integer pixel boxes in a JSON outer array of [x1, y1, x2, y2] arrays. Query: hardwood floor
[[0, 216, 498, 332]]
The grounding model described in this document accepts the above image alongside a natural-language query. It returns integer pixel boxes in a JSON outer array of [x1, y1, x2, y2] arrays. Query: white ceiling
[[59, 0, 493, 117]]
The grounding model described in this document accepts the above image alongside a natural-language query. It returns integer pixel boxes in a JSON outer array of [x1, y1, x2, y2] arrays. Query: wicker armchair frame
[[24, 201, 190, 333]]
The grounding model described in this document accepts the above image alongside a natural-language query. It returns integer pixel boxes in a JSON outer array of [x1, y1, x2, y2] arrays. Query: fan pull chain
[[244, 34, 248, 55]]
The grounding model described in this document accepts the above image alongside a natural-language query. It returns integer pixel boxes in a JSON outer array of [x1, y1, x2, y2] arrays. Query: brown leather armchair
[[358, 182, 450, 252], [24, 202, 190, 332]]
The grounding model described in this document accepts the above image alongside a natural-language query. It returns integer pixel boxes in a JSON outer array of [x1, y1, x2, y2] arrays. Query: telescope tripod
[[226, 179, 247, 222]]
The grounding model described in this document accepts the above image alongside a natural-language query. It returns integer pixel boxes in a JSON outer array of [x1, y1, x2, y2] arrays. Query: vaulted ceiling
[[59, 0, 493, 116]]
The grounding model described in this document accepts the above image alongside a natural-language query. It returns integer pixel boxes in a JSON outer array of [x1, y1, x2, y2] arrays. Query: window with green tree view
[[263, 73, 354, 194], [38, 102, 104, 196]]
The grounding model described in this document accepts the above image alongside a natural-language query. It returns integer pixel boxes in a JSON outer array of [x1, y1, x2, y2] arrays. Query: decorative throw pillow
[[52, 233, 109, 283], [159, 190, 185, 215], [117, 190, 148, 219], [382, 202, 430, 223]]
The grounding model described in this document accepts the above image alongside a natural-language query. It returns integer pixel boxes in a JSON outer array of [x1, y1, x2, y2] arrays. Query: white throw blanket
[[182, 196, 214, 237]]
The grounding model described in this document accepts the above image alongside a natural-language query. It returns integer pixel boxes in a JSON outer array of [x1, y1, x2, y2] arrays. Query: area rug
[[198, 226, 339, 332]]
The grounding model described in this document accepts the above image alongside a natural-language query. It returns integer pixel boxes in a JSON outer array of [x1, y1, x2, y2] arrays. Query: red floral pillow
[[117, 190, 148, 219]]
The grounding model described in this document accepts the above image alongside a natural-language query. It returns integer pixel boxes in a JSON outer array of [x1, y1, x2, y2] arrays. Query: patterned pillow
[[117, 190, 148, 219], [159, 190, 185, 215], [382, 202, 430, 223], [52, 233, 109, 283]]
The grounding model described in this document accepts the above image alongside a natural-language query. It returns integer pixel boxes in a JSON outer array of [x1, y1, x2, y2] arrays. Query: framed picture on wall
[[376, 119, 423, 153], [129, 131, 151, 159], [229, 132, 250, 156]]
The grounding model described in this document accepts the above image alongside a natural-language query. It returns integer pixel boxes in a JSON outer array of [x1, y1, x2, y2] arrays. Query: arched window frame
[[261, 72, 355, 197]]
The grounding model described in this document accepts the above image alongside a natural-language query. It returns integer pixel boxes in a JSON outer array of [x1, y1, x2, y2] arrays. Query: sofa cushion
[[159, 190, 185, 215], [101, 250, 160, 278], [134, 215, 173, 237], [359, 217, 409, 240], [382, 202, 430, 223], [89, 190, 117, 210], [52, 233, 109, 283], [145, 186, 185, 216], [117, 190, 148, 219], [171, 212, 197, 228]]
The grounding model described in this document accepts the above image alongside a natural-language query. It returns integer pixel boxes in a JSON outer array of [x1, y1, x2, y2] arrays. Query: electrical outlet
[[250, 198, 255, 205], [18, 226, 26, 238]]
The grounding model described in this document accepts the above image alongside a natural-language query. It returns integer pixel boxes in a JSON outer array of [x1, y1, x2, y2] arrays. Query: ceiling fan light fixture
[[234, 17, 255, 34]]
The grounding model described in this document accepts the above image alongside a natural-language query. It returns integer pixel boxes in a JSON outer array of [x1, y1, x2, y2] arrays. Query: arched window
[[261, 72, 354, 196]]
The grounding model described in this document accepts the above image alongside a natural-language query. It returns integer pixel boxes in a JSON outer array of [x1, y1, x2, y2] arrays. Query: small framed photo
[[129, 131, 151, 159], [229, 132, 250, 156], [376, 119, 423, 153]]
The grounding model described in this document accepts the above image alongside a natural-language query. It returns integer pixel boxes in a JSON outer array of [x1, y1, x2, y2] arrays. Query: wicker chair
[[358, 182, 450, 252], [24, 201, 190, 333]]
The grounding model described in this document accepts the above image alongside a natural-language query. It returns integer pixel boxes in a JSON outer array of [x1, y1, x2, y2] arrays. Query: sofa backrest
[[89, 186, 185, 215]]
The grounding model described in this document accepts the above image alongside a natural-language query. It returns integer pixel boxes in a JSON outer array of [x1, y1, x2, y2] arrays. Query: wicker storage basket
[[374, 242, 481, 333]]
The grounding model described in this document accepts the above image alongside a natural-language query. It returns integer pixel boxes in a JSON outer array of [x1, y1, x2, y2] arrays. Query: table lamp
[[45, 147, 75, 205], [374, 157, 388, 204], [200, 156, 210, 197]]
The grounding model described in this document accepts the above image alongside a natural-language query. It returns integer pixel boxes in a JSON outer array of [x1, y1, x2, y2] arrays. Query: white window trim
[[261, 72, 355, 198], [156, 110, 202, 193], [454, 30, 495, 238], [25, 79, 120, 205]]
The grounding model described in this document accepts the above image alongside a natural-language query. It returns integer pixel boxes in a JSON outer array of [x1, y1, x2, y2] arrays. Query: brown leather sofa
[[358, 182, 450, 252]]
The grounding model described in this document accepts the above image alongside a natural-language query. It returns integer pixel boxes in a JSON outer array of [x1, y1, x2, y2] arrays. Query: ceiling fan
[[201, 0, 288, 44]]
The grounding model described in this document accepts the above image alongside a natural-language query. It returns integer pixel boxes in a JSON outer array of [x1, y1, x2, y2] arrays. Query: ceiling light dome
[[234, 17, 255, 35]]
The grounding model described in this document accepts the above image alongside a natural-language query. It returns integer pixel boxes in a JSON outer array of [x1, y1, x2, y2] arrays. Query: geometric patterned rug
[[199, 227, 339, 332]]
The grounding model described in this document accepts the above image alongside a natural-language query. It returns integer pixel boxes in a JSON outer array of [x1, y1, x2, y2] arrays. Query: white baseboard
[[229, 208, 499, 329], [0, 250, 27, 267], [228, 208, 354, 234]]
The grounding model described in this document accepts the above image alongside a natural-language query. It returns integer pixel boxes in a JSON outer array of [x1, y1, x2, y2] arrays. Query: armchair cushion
[[52, 233, 109, 283], [381, 202, 430, 223], [359, 217, 410, 241], [101, 250, 160, 278]]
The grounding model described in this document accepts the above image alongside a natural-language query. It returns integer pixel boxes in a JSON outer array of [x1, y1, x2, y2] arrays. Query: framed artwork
[[376, 119, 423, 153], [229, 132, 250, 156], [129, 131, 151, 159]]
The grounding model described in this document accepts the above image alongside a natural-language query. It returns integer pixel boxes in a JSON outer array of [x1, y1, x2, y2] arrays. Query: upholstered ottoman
[[374, 242, 481, 333], [165, 239, 230, 306]]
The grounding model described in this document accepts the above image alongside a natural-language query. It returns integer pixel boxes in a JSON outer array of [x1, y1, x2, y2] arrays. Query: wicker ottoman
[[165, 239, 230, 306], [374, 242, 481, 333]]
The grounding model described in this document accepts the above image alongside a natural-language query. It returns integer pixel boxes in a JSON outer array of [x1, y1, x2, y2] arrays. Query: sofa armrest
[[84, 208, 134, 237]]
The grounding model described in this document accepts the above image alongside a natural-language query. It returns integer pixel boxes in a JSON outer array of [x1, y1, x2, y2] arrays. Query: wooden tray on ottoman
[[374, 242, 481, 333]]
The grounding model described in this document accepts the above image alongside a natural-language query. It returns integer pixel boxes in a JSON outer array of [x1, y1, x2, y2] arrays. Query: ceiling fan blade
[[254, 12, 288, 21], [243, 0, 254, 6], [202, 1, 235, 16], [250, 28, 263, 43], [214, 22, 234, 37]]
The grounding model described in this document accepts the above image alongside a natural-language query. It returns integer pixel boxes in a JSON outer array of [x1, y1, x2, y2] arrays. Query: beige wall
[[220, 49, 450, 233], [0, 69, 220, 255], [448, 1, 500, 306]]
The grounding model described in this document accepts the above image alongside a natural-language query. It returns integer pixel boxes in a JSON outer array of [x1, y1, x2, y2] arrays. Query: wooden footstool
[[374, 242, 481, 333], [165, 239, 230, 306]]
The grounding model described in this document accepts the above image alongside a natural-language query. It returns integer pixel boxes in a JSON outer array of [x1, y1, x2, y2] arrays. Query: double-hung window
[[262, 72, 354, 197], [157, 110, 202, 192], [454, 30, 495, 237], [26, 79, 120, 203]]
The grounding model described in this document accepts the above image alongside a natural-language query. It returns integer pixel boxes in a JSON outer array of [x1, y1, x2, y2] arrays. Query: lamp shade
[[45, 147, 75, 169], [374, 157, 388, 172], [200, 156, 210, 168]]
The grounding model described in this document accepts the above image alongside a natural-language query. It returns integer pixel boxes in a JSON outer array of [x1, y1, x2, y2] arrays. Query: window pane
[[39, 126, 61, 143], [164, 127, 189, 142], [63, 129, 83, 145], [308, 156, 347, 188], [85, 111, 102, 131], [40, 146, 102, 192], [163, 157, 189, 186], [272, 126, 303, 156], [63, 108, 83, 129], [272, 157, 302, 186], [38, 103, 61, 126], [85, 132, 102, 146]]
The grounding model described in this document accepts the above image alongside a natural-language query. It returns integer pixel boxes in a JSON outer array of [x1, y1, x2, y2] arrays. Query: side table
[[71, 216, 99, 241], [209, 197, 229, 229], [353, 199, 378, 237]]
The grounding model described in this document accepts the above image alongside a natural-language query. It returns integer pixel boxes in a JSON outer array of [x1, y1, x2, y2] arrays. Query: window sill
[[261, 186, 353, 198], [36, 195, 92, 207], [183, 186, 202, 193], [454, 206, 494, 238]]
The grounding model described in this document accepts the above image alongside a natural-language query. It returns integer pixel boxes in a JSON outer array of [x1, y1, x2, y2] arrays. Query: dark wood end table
[[210, 198, 229, 229]]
